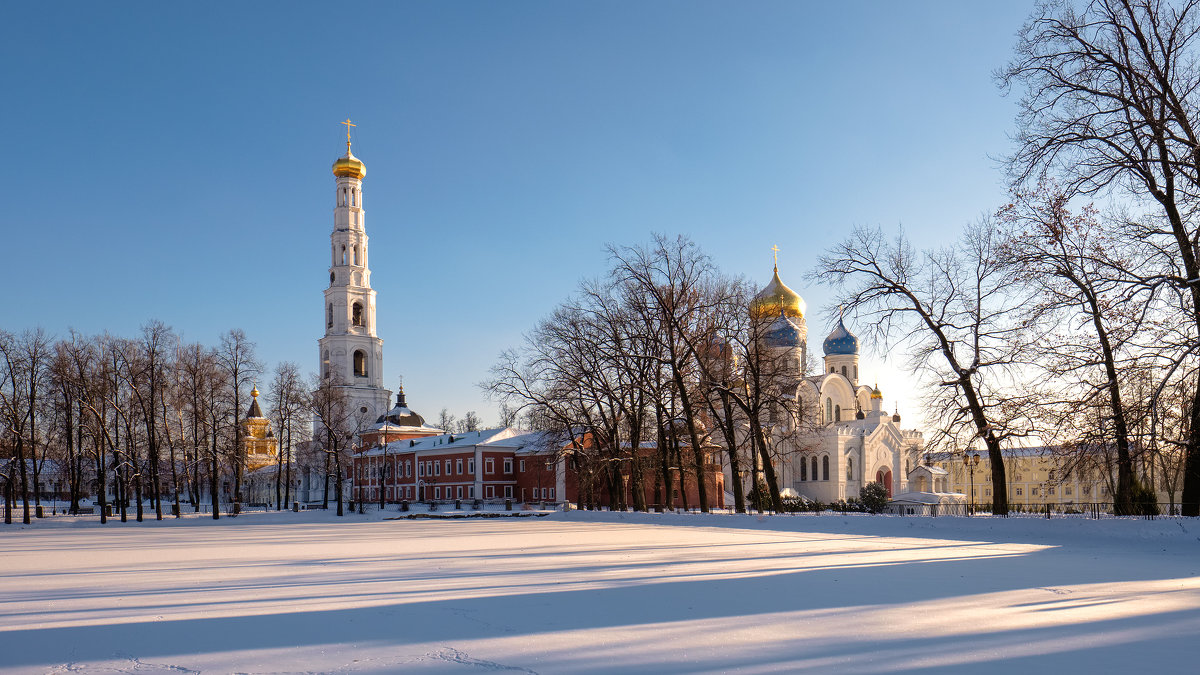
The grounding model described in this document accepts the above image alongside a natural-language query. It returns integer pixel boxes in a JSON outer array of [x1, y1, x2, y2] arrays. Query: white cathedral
[[748, 267, 927, 502]]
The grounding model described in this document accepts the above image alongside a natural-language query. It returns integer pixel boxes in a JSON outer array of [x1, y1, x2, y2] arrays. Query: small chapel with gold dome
[[737, 260, 926, 502], [241, 385, 278, 472]]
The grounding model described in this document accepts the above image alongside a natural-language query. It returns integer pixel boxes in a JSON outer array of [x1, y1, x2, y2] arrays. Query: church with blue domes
[[740, 264, 925, 503]]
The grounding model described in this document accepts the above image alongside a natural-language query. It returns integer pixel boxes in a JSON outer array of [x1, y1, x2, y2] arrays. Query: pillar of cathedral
[[318, 120, 392, 429]]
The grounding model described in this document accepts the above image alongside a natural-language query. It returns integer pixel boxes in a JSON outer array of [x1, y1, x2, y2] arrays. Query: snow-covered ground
[[1, 508, 1198, 674]]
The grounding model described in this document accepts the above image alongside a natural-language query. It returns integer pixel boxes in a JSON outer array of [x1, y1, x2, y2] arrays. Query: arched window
[[800, 459, 807, 481], [825, 398, 833, 423], [341, 245, 347, 266], [854, 366, 858, 381], [352, 302, 363, 327], [847, 457, 853, 481], [352, 246, 359, 265], [351, 190, 356, 207], [353, 350, 367, 377], [841, 366, 847, 377], [326, 303, 333, 328], [811, 456, 818, 481], [822, 455, 830, 481], [835, 404, 841, 422], [322, 350, 330, 379], [829, 367, 835, 374]]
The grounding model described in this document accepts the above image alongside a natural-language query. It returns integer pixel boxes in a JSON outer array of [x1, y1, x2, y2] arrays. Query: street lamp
[[964, 452, 980, 515], [378, 440, 389, 511]]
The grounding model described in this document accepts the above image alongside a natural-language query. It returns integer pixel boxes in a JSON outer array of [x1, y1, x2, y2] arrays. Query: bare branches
[[814, 223, 1036, 514], [1004, 0, 1200, 514]]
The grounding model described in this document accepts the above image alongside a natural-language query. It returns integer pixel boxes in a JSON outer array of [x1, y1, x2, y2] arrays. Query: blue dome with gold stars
[[822, 316, 859, 356], [764, 313, 804, 349]]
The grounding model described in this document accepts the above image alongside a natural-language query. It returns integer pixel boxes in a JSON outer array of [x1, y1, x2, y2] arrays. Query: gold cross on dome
[[771, 245, 780, 266], [342, 118, 356, 149]]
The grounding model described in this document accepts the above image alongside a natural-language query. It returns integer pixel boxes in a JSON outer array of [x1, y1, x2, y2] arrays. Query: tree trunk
[[323, 450, 331, 510], [751, 417, 783, 512], [209, 426, 220, 520], [719, 392, 746, 513], [15, 436, 29, 525], [671, 370, 709, 512], [95, 436, 108, 525], [335, 450, 344, 517]]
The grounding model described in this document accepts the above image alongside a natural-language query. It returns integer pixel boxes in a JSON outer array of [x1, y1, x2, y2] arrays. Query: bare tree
[[609, 235, 726, 512], [1002, 0, 1200, 513], [50, 336, 87, 513], [215, 329, 260, 515], [498, 402, 519, 427], [998, 187, 1153, 512], [814, 223, 1037, 515], [268, 361, 307, 510], [457, 411, 481, 433], [0, 329, 53, 524], [312, 374, 354, 516], [177, 342, 218, 513], [436, 408, 456, 433]]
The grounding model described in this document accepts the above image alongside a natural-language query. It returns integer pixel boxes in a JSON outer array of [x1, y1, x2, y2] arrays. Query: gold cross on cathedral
[[771, 245, 780, 266], [342, 118, 356, 149]]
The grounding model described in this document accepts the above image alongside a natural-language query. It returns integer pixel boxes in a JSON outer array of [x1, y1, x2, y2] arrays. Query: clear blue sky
[[1, 1, 1036, 430]]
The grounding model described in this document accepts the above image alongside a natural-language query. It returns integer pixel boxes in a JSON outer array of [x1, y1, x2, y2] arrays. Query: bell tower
[[318, 120, 391, 428]]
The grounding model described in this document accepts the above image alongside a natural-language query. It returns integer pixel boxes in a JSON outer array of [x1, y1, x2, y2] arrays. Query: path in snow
[[1, 509, 1198, 673]]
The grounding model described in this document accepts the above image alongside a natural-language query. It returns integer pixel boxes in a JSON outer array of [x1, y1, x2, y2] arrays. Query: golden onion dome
[[871, 385, 883, 400], [750, 266, 806, 320], [251, 384, 260, 398], [332, 148, 366, 179]]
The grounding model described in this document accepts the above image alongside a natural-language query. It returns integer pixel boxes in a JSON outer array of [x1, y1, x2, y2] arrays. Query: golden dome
[[332, 148, 366, 179], [750, 266, 806, 320], [870, 384, 883, 400], [251, 384, 260, 398]]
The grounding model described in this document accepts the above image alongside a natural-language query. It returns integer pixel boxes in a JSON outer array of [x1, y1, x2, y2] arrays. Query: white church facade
[[744, 266, 926, 504]]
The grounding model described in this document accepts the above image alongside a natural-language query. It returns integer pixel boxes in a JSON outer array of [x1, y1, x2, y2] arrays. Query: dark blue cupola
[[764, 313, 804, 349], [822, 315, 859, 356]]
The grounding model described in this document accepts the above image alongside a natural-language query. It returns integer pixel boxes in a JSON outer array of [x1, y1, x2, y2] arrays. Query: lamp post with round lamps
[[964, 452, 980, 515], [377, 440, 389, 511]]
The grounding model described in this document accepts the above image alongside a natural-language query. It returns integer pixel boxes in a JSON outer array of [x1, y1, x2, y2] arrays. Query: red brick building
[[352, 428, 563, 504], [351, 426, 725, 509]]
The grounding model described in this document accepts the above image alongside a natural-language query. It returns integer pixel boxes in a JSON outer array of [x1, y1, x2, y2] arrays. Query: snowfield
[[1, 509, 1198, 674]]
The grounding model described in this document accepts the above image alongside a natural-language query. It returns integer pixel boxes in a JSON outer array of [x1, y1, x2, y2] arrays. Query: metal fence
[[876, 501, 1186, 519]]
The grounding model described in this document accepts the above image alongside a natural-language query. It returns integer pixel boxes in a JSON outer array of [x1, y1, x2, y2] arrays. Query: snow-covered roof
[[368, 420, 443, 433], [487, 430, 564, 455], [359, 427, 527, 456]]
